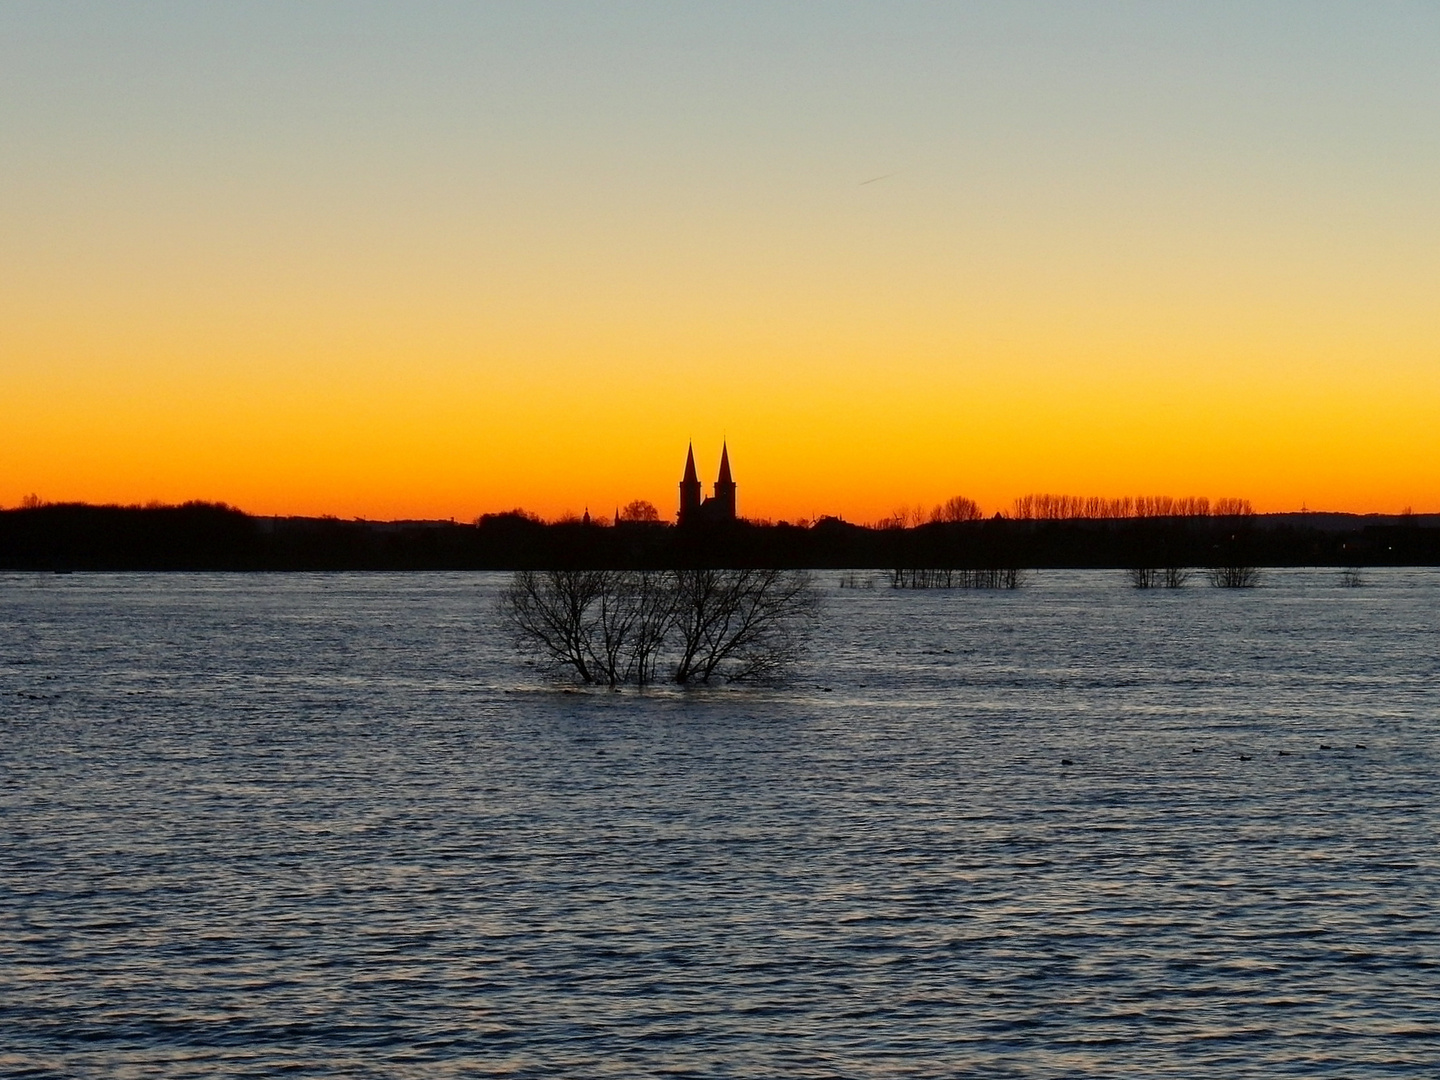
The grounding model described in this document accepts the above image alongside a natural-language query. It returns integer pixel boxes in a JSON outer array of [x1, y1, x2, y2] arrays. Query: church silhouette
[[678, 443, 737, 525]]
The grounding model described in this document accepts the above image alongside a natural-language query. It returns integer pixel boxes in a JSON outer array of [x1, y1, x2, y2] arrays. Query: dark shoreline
[[4, 503, 1439, 571]]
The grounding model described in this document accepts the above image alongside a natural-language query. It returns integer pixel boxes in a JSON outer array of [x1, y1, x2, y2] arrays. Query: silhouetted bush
[[619, 500, 661, 523], [1340, 567, 1365, 588]]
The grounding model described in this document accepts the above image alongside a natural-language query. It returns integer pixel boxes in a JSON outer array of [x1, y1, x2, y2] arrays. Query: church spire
[[678, 442, 703, 524], [711, 442, 736, 520]]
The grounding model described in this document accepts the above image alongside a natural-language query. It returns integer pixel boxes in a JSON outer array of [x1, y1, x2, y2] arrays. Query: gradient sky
[[3, 2, 1438, 521]]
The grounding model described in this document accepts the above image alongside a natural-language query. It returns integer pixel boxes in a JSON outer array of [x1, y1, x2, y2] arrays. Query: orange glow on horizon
[[5, 279, 1438, 522]]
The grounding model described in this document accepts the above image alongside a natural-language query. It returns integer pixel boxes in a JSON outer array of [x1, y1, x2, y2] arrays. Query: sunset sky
[[3, 2, 1438, 522]]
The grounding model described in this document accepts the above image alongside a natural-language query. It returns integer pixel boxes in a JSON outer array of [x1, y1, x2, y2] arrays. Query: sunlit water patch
[[2, 570, 1438, 1077]]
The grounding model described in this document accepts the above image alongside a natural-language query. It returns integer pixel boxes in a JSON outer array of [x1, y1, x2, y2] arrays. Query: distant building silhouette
[[678, 442, 737, 525], [679, 445, 703, 522]]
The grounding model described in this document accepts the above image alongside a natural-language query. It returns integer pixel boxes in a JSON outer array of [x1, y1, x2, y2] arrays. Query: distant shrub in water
[[1207, 565, 1261, 588], [1132, 567, 1192, 589], [502, 568, 818, 687], [1162, 567, 1192, 589], [1340, 567, 1365, 588], [889, 567, 1026, 590]]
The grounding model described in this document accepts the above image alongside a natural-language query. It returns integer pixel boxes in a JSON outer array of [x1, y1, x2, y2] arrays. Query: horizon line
[[6, 496, 1438, 527]]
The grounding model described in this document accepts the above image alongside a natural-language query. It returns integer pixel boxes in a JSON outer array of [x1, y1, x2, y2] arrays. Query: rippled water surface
[[3, 570, 1439, 1077]]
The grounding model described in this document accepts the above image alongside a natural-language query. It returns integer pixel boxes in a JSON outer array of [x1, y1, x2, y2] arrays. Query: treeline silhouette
[[3, 501, 1439, 570], [1010, 493, 1253, 519]]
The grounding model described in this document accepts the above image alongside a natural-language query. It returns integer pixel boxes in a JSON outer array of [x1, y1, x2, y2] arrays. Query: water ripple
[[2, 570, 1438, 1076]]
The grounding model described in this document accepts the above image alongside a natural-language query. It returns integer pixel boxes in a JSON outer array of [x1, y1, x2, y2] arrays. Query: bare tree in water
[[504, 569, 678, 686], [589, 571, 677, 685], [1129, 566, 1190, 589], [1208, 564, 1261, 588], [670, 569, 819, 684], [502, 567, 818, 686], [501, 569, 609, 683]]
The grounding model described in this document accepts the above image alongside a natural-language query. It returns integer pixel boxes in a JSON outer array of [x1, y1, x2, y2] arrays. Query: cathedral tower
[[677, 442, 738, 524], [678, 443, 702, 524], [711, 442, 737, 520]]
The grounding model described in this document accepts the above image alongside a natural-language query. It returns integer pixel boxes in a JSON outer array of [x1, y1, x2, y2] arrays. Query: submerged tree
[[670, 569, 819, 684], [1161, 566, 1192, 588], [501, 567, 819, 686], [589, 570, 677, 685], [1128, 567, 1160, 589], [1207, 564, 1261, 588], [1131, 566, 1192, 589], [503, 568, 678, 686], [501, 569, 610, 683], [888, 567, 1026, 590]]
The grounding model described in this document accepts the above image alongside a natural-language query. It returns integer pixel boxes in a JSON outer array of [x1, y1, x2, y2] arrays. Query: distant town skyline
[[3, 435, 1425, 526], [3, 4, 1437, 520]]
